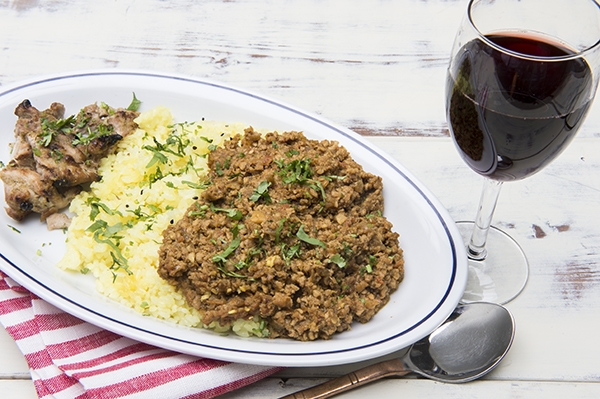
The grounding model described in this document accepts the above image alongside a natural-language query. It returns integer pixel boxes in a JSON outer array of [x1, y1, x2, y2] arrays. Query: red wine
[[447, 33, 594, 181]]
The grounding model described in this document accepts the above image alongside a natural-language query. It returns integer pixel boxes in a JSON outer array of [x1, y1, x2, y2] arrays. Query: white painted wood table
[[1, 0, 600, 397]]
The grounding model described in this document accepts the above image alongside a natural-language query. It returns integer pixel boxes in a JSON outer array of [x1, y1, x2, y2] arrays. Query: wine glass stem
[[468, 178, 503, 261]]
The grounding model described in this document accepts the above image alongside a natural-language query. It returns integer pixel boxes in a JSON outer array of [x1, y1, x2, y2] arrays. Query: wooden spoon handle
[[280, 358, 411, 399]]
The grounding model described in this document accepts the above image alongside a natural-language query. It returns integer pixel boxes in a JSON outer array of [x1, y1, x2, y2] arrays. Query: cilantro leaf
[[329, 254, 347, 268], [212, 235, 241, 264], [127, 92, 141, 111], [296, 225, 326, 248], [249, 180, 272, 202]]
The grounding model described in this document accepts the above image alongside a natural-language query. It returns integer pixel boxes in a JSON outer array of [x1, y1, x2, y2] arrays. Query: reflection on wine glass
[[446, 0, 600, 304]]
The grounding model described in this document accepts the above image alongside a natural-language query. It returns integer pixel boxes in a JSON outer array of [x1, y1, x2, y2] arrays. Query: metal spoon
[[281, 302, 515, 399]]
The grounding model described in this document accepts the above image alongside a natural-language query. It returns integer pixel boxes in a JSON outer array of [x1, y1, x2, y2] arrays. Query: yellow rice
[[59, 106, 265, 335]]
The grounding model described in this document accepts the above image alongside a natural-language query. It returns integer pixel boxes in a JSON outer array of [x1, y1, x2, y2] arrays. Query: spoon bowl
[[407, 301, 514, 382], [282, 302, 515, 398]]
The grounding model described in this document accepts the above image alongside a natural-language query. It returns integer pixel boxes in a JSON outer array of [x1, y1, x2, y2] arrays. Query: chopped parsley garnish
[[86, 197, 123, 220], [143, 134, 191, 168], [51, 149, 64, 161], [210, 203, 243, 221], [126, 205, 161, 222], [216, 266, 249, 279], [296, 225, 325, 248], [127, 92, 141, 111], [212, 226, 242, 265], [86, 220, 131, 280], [328, 253, 347, 268], [361, 255, 378, 274], [281, 243, 301, 264], [276, 158, 313, 184], [39, 115, 76, 146], [366, 210, 383, 219], [249, 180, 272, 203], [188, 202, 209, 218], [143, 138, 172, 168], [252, 319, 270, 337], [275, 218, 286, 245], [71, 123, 115, 146], [275, 157, 330, 201], [7, 225, 21, 233], [182, 180, 211, 190], [140, 131, 202, 187]]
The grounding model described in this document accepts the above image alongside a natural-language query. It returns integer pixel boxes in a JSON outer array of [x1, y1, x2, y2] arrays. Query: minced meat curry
[[158, 129, 404, 341]]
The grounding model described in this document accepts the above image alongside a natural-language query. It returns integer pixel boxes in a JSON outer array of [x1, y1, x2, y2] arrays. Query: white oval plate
[[0, 70, 467, 367]]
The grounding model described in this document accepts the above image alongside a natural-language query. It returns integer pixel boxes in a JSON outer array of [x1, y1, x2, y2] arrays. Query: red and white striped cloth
[[0, 272, 281, 399]]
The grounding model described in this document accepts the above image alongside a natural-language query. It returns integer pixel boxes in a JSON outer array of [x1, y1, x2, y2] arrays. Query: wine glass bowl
[[446, 0, 600, 304], [448, 11, 597, 182]]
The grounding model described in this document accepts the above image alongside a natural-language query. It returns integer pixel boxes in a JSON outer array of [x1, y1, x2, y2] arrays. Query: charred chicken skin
[[0, 99, 139, 227]]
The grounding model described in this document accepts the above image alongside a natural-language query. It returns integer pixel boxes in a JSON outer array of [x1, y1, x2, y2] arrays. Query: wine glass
[[445, 0, 600, 304]]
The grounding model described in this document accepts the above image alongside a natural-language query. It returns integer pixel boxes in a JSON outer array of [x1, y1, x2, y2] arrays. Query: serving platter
[[0, 70, 467, 367]]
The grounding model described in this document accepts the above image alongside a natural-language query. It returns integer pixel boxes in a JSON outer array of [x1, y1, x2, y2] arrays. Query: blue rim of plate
[[0, 70, 463, 361]]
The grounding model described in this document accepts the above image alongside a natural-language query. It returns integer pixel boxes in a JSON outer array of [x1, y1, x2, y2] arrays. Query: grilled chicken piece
[[0, 166, 81, 221], [0, 99, 139, 227], [46, 212, 72, 230]]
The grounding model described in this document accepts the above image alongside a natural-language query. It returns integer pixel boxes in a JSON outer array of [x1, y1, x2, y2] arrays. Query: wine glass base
[[456, 221, 529, 305]]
